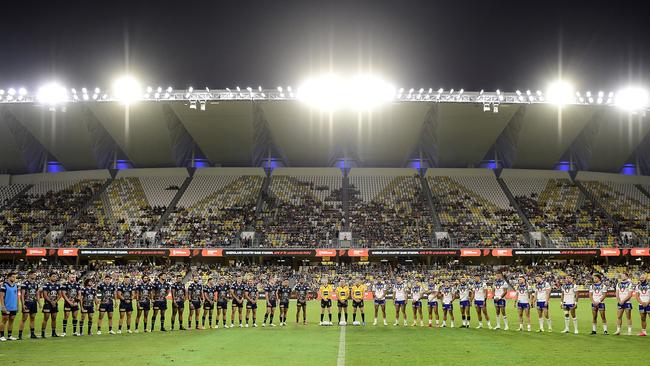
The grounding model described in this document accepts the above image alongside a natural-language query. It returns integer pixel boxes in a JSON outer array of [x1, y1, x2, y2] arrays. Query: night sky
[[0, 0, 648, 92]]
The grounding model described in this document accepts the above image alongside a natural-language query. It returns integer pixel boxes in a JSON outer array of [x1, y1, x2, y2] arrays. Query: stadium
[[1, 1, 650, 365]]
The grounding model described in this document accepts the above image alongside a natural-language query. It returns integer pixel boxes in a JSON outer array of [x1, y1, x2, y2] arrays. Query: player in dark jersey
[[40, 272, 61, 338], [294, 277, 310, 325], [0, 271, 18, 341], [244, 278, 259, 327], [171, 274, 187, 331], [117, 275, 135, 334], [61, 273, 82, 337], [80, 278, 97, 336], [135, 275, 152, 333], [18, 270, 39, 339], [202, 278, 217, 329], [215, 277, 230, 328], [230, 275, 246, 328], [187, 276, 203, 330], [263, 277, 278, 327], [151, 273, 169, 332], [96, 274, 116, 335], [278, 279, 292, 326]]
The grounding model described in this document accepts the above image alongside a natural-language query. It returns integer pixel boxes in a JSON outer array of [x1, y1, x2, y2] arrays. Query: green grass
[[1, 298, 647, 365]]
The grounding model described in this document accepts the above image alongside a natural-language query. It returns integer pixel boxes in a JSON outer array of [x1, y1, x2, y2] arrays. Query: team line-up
[[0, 271, 649, 341]]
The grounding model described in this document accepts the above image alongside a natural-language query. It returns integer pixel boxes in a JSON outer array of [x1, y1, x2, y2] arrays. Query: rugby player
[[493, 272, 509, 331], [393, 276, 408, 326], [589, 273, 608, 335], [372, 277, 387, 326], [97, 274, 117, 335], [187, 276, 203, 330], [458, 277, 471, 328], [202, 278, 217, 329], [410, 280, 424, 327], [263, 277, 278, 327], [135, 274, 152, 333], [439, 279, 456, 328], [532, 274, 551, 332], [278, 278, 292, 326], [336, 279, 350, 326], [471, 275, 491, 329], [514, 276, 532, 332], [615, 272, 633, 336], [216, 277, 230, 328], [171, 274, 187, 330], [61, 273, 82, 337], [294, 277, 309, 325], [230, 275, 247, 328], [151, 273, 169, 332], [0, 272, 18, 341], [426, 277, 439, 328], [18, 270, 39, 339], [245, 278, 259, 327], [635, 274, 649, 336], [117, 275, 135, 334], [40, 272, 61, 338], [80, 278, 97, 336], [560, 275, 579, 334]]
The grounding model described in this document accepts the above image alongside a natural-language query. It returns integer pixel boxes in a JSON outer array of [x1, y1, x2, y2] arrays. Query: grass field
[[1, 298, 647, 365]]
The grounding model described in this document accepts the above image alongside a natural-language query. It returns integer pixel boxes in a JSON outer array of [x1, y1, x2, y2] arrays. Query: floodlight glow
[[546, 80, 575, 106], [296, 74, 346, 111], [37, 82, 68, 106], [113, 75, 142, 105], [347, 74, 395, 110], [615, 86, 648, 112]]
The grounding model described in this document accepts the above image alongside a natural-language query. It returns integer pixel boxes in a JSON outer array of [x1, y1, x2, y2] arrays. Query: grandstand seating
[[427, 172, 526, 247], [0, 184, 27, 206], [159, 175, 263, 247], [256, 173, 343, 247], [0, 179, 104, 246], [349, 172, 432, 247], [506, 176, 619, 247]]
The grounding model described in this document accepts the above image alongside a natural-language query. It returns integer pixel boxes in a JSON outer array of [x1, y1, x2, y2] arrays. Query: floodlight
[[296, 74, 346, 111], [113, 75, 142, 105], [546, 80, 575, 106], [347, 74, 395, 110], [18, 87, 27, 96], [615, 86, 648, 112], [200, 101, 206, 111], [190, 101, 197, 109], [8, 88, 16, 96], [37, 83, 68, 106], [188, 86, 193, 93]]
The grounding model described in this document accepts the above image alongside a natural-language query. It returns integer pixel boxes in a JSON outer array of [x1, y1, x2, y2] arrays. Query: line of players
[[0, 271, 312, 340], [319, 273, 649, 337], [1, 271, 649, 341]]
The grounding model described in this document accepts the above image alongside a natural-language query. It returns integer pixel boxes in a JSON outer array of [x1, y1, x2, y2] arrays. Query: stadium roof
[[0, 92, 648, 174]]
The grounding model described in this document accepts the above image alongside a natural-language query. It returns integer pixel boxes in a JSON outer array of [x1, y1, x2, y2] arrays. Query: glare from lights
[[37, 82, 68, 106], [8, 88, 16, 96], [347, 74, 395, 110], [297, 74, 395, 111], [18, 87, 27, 96], [615, 87, 648, 112], [546, 80, 575, 106], [296, 74, 346, 111], [113, 75, 142, 105]]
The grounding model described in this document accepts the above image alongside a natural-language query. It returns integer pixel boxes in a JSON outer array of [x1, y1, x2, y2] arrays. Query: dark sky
[[0, 0, 648, 92]]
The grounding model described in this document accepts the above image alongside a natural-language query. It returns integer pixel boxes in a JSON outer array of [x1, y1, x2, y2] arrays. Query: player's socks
[[502, 316, 508, 329], [467, 316, 471, 326], [362, 313, 365, 323], [495, 315, 501, 328], [546, 319, 552, 330], [603, 324, 607, 333], [592, 323, 597, 332], [353, 314, 357, 322], [41, 330, 45, 338], [63, 319, 68, 333], [344, 313, 348, 322], [88, 321, 93, 335], [18, 330, 23, 339], [540, 319, 545, 330], [202, 316, 206, 327], [338, 314, 341, 323], [264, 314, 268, 324], [627, 325, 632, 335], [269, 314, 274, 324], [321, 314, 324, 322], [160, 315, 165, 330], [329, 314, 332, 322], [253, 317, 256, 324], [0, 331, 4, 338], [572, 318, 578, 332], [73, 319, 78, 334]]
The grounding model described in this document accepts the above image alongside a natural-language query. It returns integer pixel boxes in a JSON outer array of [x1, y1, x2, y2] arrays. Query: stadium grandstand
[[0, 89, 649, 253]]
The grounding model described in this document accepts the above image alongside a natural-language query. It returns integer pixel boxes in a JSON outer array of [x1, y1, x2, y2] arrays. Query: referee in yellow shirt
[[335, 279, 350, 326], [351, 278, 367, 326], [319, 278, 333, 326]]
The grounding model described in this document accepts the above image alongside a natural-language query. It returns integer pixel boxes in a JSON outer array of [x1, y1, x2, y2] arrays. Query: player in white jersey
[[560, 275, 579, 334], [410, 281, 425, 327], [589, 274, 608, 335], [514, 276, 532, 332], [426, 278, 440, 327], [470, 275, 491, 329], [492, 273, 509, 331], [392, 277, 408, 326], [372, 278, 387, 326], [439, 280, 456, 328], [615, 272, 633, 336], [634, 274, 649, 336], [531, 274, 552, 332], [457, 278, 471, 328]]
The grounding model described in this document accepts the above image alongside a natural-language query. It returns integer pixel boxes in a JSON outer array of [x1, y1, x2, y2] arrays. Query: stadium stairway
[[0, 184, 32, 211], [419, 175, 442, 232], [153, 175, 194, 232], [495, 176, 534, 232], [342, 173, 350, 230], [61, 178, 114, 239], [573, 179, 617, 226], [254, 173, 272, 220], [636, 184, 650, 200]]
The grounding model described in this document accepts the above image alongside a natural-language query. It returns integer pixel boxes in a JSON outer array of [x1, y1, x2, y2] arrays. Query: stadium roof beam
[[404, 104, 439, 168], [252, 102, 289, 168], [480, 106, 528, 169], [80, 105, 133, 170], [162, 104, 213, 168], [557, 108, 608, 172], [0, 107, 60, 173]]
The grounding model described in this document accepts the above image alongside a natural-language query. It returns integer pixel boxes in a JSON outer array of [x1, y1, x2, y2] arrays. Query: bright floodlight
[[348, 75, 395, 110], [113, 75, 142, 105], [615, 87, 648, 112], [546, 80, 575, 106], [297, 74, 346, 111], [37, 82, 68, 106]]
